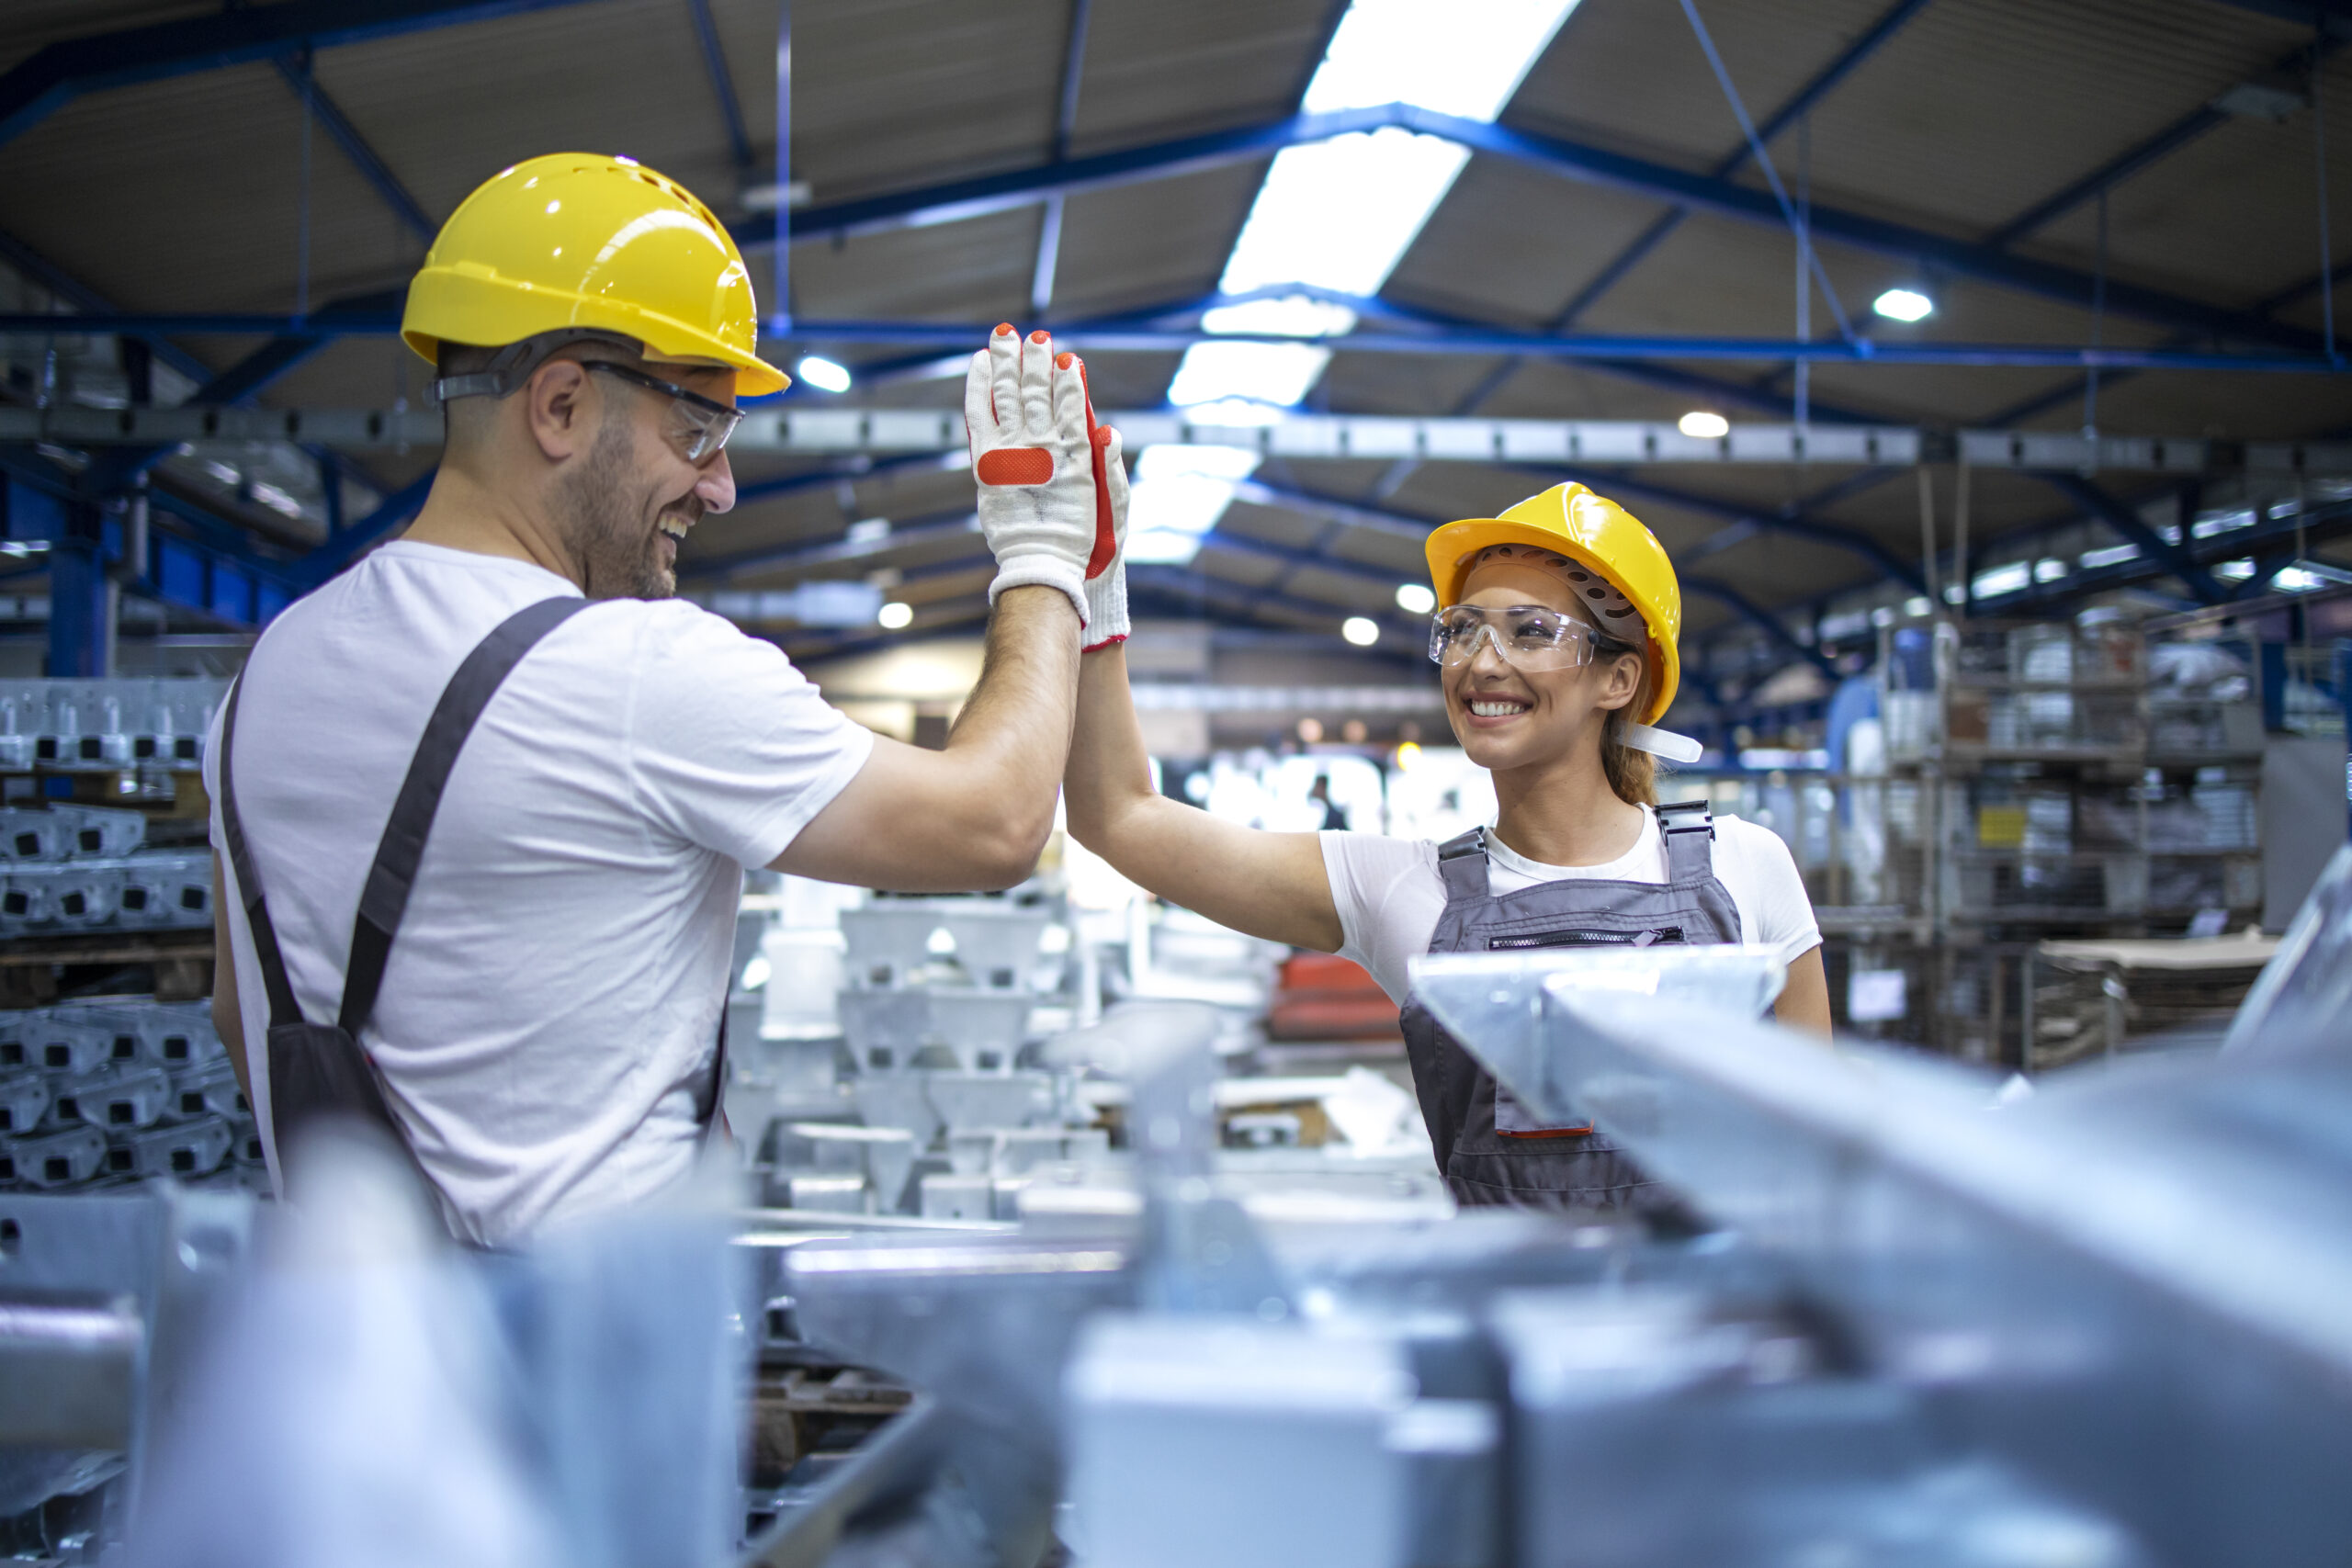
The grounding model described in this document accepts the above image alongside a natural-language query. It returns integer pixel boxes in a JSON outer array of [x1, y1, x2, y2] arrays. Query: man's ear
[[521, 359, 595, 462]]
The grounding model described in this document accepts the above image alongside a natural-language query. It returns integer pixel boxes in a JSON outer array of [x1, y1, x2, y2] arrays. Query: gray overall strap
[[1434, 828, 1488, 903], [220, 596, 590, 1186], [1655, 798, 1716, 885], [338, 595, 591, 1036]]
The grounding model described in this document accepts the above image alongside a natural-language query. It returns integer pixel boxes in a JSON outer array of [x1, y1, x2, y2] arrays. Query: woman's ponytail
[[1600, 707, 1659, 807], [1597, 636, 1661, 807]]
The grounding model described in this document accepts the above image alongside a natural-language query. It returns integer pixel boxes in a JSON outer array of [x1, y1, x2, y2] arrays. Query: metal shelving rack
[[1683, 615, 2268, 1064]]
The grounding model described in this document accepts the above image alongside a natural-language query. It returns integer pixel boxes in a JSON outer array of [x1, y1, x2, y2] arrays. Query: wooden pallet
[[0, 930, 213, 1005]]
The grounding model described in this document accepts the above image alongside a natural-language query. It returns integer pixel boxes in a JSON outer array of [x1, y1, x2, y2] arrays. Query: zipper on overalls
[[1487, 925, 1688, 950]]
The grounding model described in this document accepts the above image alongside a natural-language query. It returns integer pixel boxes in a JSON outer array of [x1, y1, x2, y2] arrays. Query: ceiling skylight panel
[[1302, 0, 1580, 119], [1165, 340, 1334, 411], [1163, 0, 1579, 413], [1216, 128, 1470, 299], [1200, 297, 1361, 338], [1125, 444, 1262, 566]]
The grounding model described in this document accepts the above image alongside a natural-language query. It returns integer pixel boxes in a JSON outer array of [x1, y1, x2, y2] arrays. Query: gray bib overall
[[219, 598, 729, 1225], [1397, 799, 1739, 1214]]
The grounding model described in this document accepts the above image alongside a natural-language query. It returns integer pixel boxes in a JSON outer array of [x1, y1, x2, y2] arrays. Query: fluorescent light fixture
[[1972, 563, 2030, 598], [1173, 397, 1290, 428], [1872, 288, 1934, 323], [1166, 0, 1581, 412], [2275, 567, 2326, 592], [1202, 296, 1361, 337], [1677, 411, 1729, 439], [1166, 340, 1332, 410], [2033, 558, 2068, 582], [2213, 558, 2256, 581], [1126, 445, 1262, 565], [1395, 582, 1436, 615], [797, 355, 853, 392], [876, 600, 913, 629], [1341, 615, 1381, 647]]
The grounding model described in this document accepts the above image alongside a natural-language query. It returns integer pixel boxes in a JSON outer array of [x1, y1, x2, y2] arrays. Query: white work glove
[[966, 324, 1102, 627], [1080, 375, 1130, 652]]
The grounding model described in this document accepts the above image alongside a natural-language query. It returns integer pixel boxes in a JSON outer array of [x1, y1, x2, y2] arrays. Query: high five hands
[[965, 324, 1129, 650]]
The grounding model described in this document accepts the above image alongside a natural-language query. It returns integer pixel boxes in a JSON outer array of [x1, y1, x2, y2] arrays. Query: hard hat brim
[[401, 270, 791, 398]]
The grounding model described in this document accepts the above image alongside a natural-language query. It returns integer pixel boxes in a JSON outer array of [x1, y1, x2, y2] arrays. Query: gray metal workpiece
[[2222, 841, 2352, 1055], [1417, 948, 2352, 1567], [0, 1187, 252, 1529]]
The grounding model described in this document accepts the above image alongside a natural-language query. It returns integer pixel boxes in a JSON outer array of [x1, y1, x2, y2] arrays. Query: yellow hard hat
[[1422, 481, 1682, 724], [401, 152, 789, 397]]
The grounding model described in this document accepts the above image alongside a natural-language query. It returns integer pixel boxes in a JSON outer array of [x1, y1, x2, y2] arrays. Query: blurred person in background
[[1064, 479, 1828, 1215], [1308, 773, 1351, 831]]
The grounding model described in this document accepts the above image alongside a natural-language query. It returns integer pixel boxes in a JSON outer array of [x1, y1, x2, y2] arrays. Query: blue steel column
[[48, 531, 107, 676], [1033, 0, 1093, 315], [771, 1, 791, 337]]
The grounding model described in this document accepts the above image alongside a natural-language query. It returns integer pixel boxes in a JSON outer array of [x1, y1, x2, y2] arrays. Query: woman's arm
[[1063, 644, 1345, 953], [1775, 944, 1833, 1037]]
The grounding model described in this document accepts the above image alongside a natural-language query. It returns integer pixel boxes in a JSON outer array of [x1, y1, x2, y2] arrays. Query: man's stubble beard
[[555, 412, 673, 601]]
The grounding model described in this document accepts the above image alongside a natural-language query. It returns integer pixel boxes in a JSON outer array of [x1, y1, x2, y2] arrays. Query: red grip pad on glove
[[1059, 353, 1117, 579], [976, 447, 1055, 486]]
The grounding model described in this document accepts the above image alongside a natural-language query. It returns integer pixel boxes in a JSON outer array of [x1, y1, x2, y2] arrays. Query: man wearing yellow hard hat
[[1063, 480, 1830, 1214], [207, 155, 1121, 1246]]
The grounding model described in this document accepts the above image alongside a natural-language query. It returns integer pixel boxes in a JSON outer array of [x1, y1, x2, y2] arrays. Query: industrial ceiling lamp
[[796, 355, 853, 392], [1872, 287, 1935, 323], [1677, 411, 1729, 439]]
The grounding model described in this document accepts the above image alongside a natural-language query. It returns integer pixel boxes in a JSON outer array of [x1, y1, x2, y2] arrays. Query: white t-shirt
[[1318, 811, 1820, 1008], [207, 542, 873, 1246]]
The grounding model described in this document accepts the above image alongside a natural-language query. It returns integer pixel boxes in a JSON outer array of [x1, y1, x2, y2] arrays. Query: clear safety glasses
[[582, 361, 741, 463], [1427, 604, 1611, 671]]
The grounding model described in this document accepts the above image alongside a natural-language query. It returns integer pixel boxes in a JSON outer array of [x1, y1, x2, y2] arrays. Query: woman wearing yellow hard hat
[[1062, 479, 1829, 1216]]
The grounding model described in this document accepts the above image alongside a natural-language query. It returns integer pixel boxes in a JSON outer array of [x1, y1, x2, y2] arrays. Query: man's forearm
[[945, 585, 1081, 855]]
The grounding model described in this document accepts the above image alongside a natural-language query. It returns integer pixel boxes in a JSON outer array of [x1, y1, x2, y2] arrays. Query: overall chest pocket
[[1487, 925, 1688, 950], [1478, 925, 1688, 1136]]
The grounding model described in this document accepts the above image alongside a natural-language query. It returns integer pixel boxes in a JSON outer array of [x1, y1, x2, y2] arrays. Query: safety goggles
[[581, 361, 742, 463], [1428, 604, 1615, 671]]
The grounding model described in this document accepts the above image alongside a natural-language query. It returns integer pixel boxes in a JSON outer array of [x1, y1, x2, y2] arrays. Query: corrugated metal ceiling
[[0, 0, 2346, 665]]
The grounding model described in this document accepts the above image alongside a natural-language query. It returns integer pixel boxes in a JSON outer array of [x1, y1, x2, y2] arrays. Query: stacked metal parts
[[747, 895, 1114, 1222], [734, 883, 1445, 1232], [0, 675, 238, 1219], [0, 806, 212, 937], [0, 680, 227, 776], [0, 1001, 254, 1196]]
